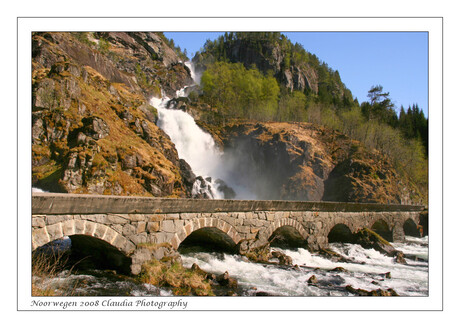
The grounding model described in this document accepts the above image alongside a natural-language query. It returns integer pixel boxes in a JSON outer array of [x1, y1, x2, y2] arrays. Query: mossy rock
[[353, 228, 398, 257]]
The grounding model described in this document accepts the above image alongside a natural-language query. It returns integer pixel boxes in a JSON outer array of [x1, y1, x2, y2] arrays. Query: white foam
[[181, 238, 429, 296]]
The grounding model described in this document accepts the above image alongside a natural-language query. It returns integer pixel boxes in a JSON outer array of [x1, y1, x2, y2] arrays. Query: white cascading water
[[152, 61, 253, 199], [181, 237, 429, 296], [151, 92, 224, 199]]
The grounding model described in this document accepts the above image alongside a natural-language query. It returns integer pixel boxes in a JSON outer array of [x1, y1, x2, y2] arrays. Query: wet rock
[[317, 248, 353, 263], [255, 291, 277, 296], [215, 179, 236, 199], [179, 159, 196, 192], [270, 250, 293, 266], [329, 267, 348, 273], [190, 263, 208, 277], [394, 251, 407, 264], [243, 243, 271, 263], [307, 275, 318, 285], [216, 271, 238, 289], [345, 285, 399, 296], [192, 176, 214, 199], [353, 228, 399, 257]]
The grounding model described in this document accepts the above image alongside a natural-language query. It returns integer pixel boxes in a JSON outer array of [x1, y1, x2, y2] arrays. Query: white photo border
[[18, 17, 442, 311]]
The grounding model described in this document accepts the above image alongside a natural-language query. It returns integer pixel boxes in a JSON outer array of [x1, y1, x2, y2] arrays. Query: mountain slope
[[32, 32, 192, 196], [202, 121, 424, 204]]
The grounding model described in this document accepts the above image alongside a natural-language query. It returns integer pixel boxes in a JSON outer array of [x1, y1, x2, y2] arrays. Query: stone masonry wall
[[32, 210, 421, 274]]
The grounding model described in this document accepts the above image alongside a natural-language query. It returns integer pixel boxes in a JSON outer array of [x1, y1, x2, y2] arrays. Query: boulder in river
[[270, 250, 293, 266], [353, 228, 399, 257]]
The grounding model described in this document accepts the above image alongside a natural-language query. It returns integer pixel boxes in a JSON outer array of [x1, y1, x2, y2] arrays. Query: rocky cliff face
[[209, 122, 423, 204], [32, 32, 192, 196], [193, 34, 321, 95]]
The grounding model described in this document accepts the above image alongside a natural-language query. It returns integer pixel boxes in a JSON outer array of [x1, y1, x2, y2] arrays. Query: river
[[32, 235, 428, 297]]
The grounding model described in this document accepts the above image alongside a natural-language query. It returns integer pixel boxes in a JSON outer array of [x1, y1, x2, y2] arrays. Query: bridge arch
[[403, 218, 421, 237], [328, 223, 354, 243], [370, 218, 393, 242], [259, 218, 309, 247], [170, 217, 242, 250], [32, 219, 135, 256]]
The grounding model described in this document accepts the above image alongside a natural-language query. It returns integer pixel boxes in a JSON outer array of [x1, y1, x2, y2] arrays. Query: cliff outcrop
[[192, 32, 347, 99], [208, 121, 423, 204], [32, 32, 192, 196]]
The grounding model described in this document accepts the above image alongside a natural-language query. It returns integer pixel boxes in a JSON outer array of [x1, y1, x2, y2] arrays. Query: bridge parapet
[[32, 193, 425, 215]]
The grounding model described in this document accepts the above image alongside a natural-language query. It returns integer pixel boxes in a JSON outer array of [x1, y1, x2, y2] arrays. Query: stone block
[[129, 232, 148, 244], [32, 228, 50, 248], [152, 232, 168, 244], [161, 220, 176, 233], [198, 218, 206, 229], [123, 240, 136, 255], [111, 224, 123, 234], [147, 222, 160, 232], [148, 214, 166, 222], [316, 221, 323, 229], [103, 227, 118, 244], [137, 222, 146, 234], [131, 248, 152, 263], [221, 216, 234, 226], [129, 214, 145, 222], [180, 213, 195, 220], [131, 264, 141, 275], [174, 220, 185, 229], [122, 224, 137, 237], [246, 233, 256, 240], [177, 228, 187, 242], [86, 214, 108, 223], [74, 220, 85, 234], [255, 212, 265, 220], [61, 220, 75, 236], [47, 223, 63, 241], [46, 215, 67, 225], [112, 234, 127, 250], [80, 214, 95, 222], [94, 223, 108, 239], [107, 214, 129, 224], [170, 234, 180, 249], [32, 216, 46, 228], [84, 221, 97, 236], [184, 223, 193, 236], [237, 226, 251, 234]]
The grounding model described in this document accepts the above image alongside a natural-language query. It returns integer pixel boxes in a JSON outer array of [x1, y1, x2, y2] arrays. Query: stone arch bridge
[[32, 193, 426, 274]]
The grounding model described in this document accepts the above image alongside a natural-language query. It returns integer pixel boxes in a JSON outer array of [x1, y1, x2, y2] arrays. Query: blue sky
[[164, 32, 428, 116]]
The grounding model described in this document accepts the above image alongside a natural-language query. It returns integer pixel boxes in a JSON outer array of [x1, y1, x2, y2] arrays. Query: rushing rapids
[[32, 236, 428, 296]]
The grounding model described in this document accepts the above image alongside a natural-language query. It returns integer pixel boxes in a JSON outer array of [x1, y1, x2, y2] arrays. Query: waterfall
[[152, 63, 226, 199], [152, 62, 257, 200], [184, 61, 201, 85]]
